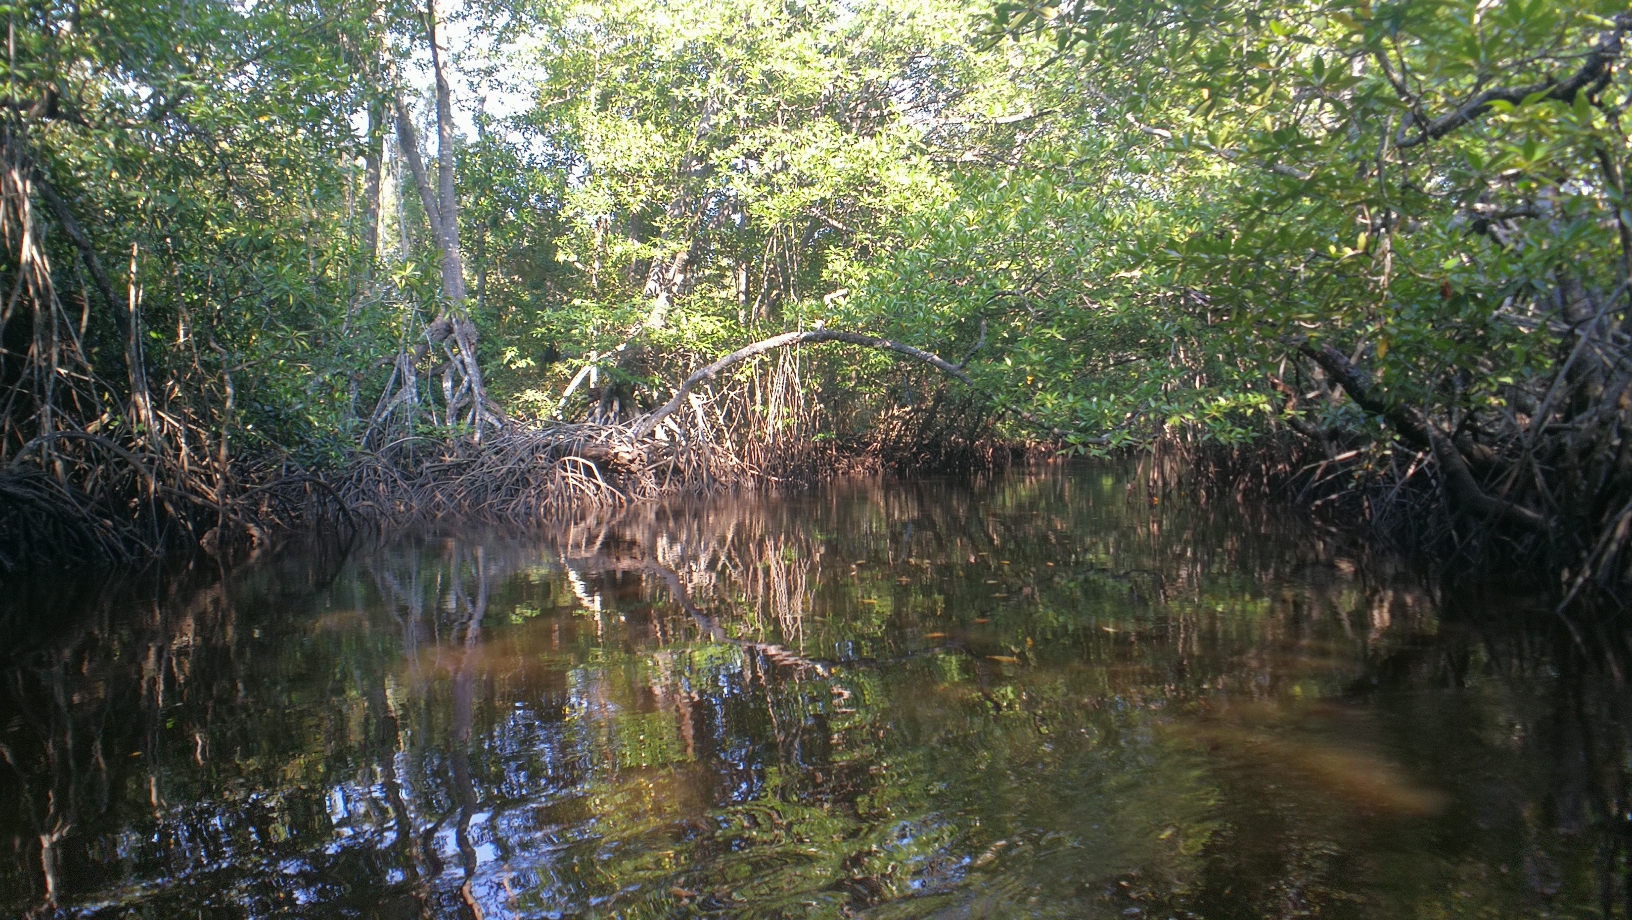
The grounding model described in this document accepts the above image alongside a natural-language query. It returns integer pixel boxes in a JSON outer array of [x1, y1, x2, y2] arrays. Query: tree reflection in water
[[2, 464, 1631, 919]]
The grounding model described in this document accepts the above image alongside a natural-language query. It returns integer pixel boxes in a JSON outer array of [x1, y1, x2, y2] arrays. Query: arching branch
[[629, 329, 973, 440]]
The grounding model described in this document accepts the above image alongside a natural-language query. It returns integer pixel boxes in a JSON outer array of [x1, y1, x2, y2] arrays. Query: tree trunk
[[426, 2, 466, 306], [1298, 341, 1548, 531], [393, 134, 411, 260], [361, 97, 384, 276], [385, 0, 494, 439], [35, 177, 153, 435], [392, 94, 443, 246]]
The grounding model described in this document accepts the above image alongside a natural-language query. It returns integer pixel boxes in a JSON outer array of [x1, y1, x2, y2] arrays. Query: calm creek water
[[3, 462, 1630, 918]]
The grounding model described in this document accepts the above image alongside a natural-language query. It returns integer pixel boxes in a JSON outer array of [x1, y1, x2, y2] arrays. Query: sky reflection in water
[[2, 463, 1628, 919]]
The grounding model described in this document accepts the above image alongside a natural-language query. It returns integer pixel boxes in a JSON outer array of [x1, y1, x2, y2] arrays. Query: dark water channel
[[4, 463, 1631, 919]]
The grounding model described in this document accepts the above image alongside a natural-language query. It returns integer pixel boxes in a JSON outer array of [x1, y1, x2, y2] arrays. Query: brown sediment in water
[[1165, 700, 1448, 817], [1185, 723, 1448, 816]]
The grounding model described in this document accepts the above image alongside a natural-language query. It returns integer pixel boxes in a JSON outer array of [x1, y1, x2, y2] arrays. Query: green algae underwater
[[1, 462, 1626, 919]]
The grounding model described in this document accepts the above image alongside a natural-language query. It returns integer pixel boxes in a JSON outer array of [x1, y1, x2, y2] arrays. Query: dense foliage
[[978, 0, 1632, 591], [4, 0, 1632, 592]]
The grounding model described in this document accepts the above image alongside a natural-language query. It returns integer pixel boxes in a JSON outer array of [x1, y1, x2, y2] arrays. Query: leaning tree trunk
[[386, 0, 497, 440]]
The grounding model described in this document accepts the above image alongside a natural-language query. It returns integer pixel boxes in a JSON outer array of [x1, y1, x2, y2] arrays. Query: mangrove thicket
[[1, 0, 1630, 603]]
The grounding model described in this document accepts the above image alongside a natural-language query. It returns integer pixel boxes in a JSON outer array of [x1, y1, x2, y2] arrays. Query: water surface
[[3, 463, 1628, 918]]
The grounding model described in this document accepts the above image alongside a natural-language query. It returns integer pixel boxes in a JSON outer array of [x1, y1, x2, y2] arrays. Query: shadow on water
[[2, 462, 1631, 918]]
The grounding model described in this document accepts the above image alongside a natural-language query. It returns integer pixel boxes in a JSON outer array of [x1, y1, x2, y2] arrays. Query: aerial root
[[1, 328, 1021, 568]]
